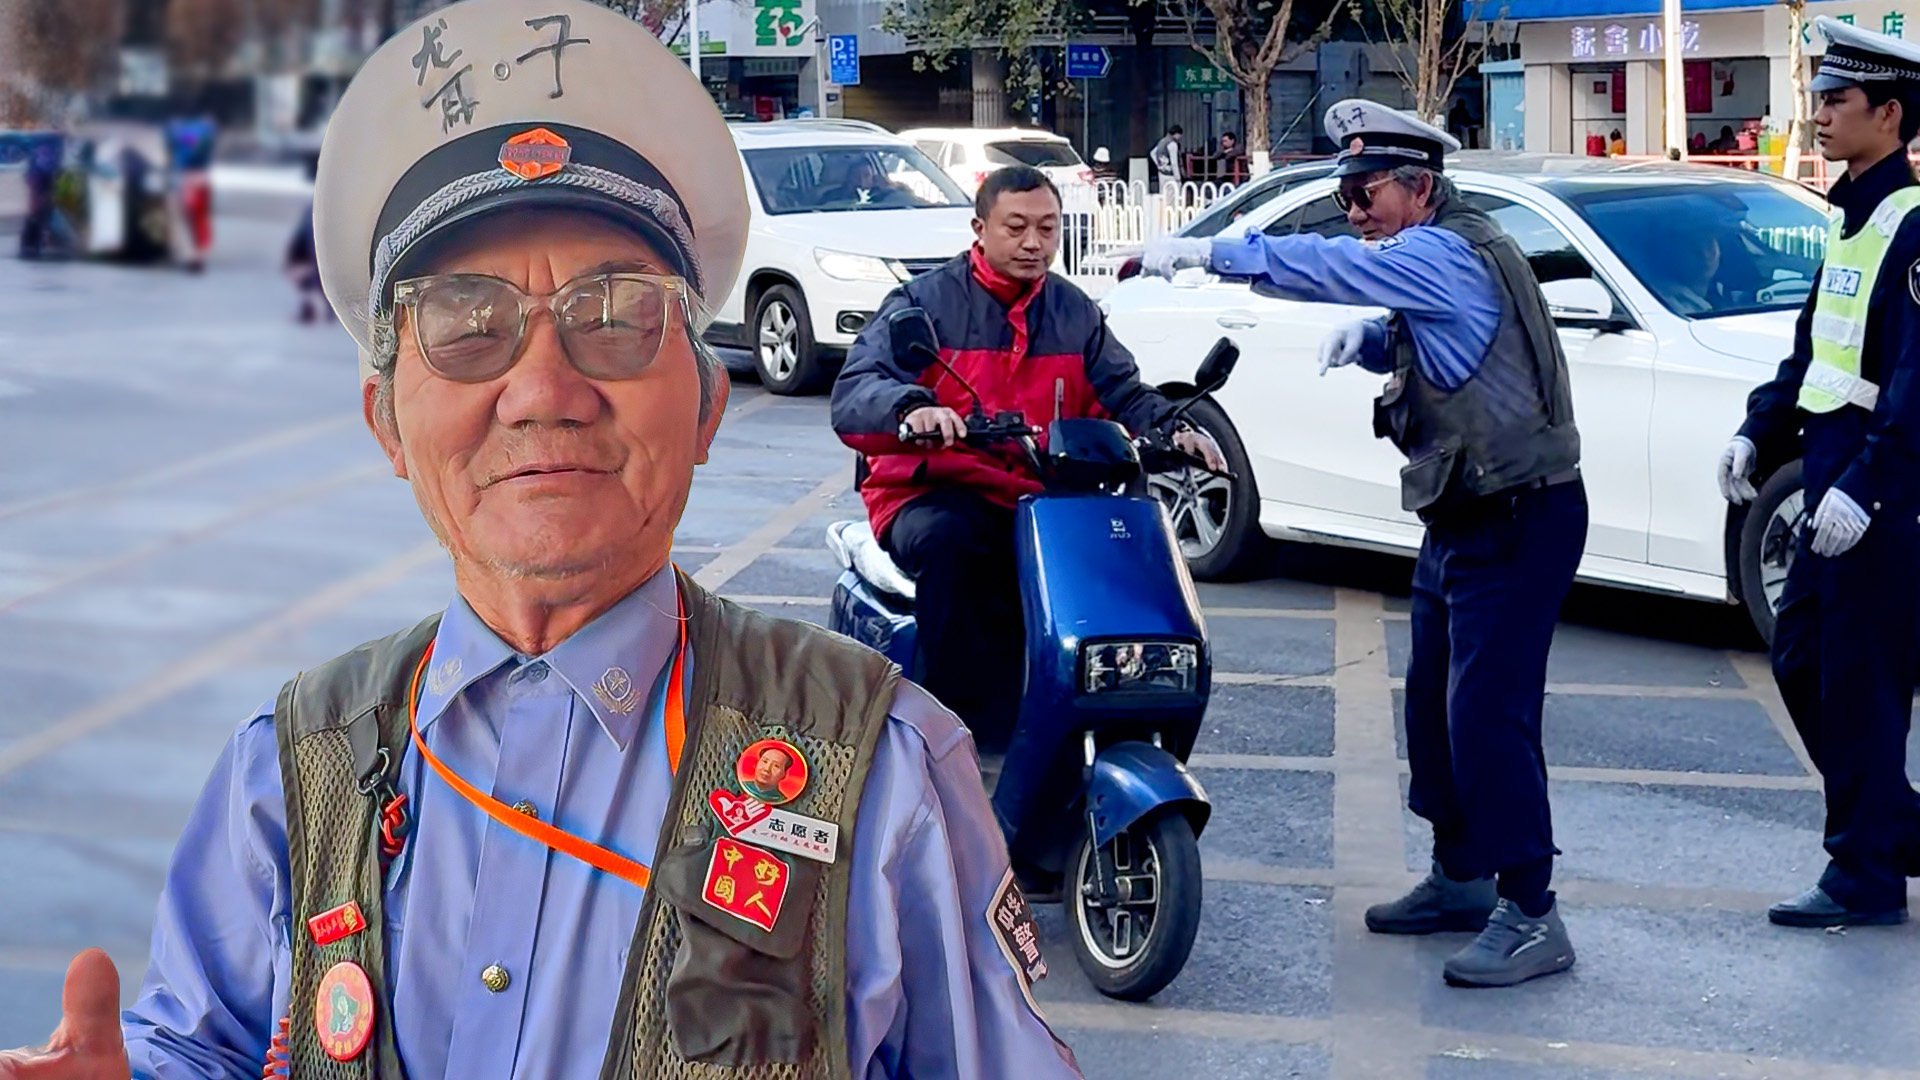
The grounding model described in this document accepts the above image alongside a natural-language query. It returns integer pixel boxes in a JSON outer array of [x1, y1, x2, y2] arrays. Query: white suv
[[707, 120, 977, 395], [901, 127, 1093, 196]]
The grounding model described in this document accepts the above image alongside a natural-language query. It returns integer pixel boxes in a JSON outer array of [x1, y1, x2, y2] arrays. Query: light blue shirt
[[121, 568, 1080, 1080], [1210, 225, 1502, 392]]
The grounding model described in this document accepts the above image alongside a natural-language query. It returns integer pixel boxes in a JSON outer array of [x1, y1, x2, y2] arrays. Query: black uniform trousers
[[1404, 478, 1589, 886], [1773, 495, 1920, 911], [881, 487, 1025, 752]]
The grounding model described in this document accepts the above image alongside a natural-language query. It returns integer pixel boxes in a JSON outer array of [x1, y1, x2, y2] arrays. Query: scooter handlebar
[[898, 412, 1042, 446]]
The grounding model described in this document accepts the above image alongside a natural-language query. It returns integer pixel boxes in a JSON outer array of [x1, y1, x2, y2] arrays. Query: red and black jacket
[[830, 247, 1179, 541]]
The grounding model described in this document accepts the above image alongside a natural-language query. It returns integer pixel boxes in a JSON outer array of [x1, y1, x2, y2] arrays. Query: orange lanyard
[[404, 589, 689, 890]]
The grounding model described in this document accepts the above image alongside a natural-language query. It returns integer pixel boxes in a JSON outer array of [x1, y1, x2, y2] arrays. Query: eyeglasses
[[1332, 177, 1397, 213], [390, 271, 690, 383]]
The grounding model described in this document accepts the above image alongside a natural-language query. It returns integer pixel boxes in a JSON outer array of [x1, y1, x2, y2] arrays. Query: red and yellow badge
[[702, 837, 790, 932], [313, 960, 376, 1062], [306, 901, 368, 947], [498, 127, 572, 181], [736, 738, 808, 806]]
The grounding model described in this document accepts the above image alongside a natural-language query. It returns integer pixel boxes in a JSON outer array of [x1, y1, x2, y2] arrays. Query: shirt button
[[481, 964, 510, 993], [522, 662, 549, 683], [511, 800, 539, 820]]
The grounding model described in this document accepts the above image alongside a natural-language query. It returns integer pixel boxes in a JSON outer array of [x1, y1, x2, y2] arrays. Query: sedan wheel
[[1148, 469, 1234, 561], [758, 300, 799, 383], [1737, 459, 1806, 646]]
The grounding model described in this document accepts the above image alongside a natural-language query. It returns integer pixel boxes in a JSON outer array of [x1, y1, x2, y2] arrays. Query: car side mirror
[[887, 306, 938, 364], [1542, 278, 1627, 331], [1195, 337, 1240, 393]]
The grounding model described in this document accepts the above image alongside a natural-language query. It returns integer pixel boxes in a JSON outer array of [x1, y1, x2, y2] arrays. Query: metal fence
[[1058, 178, 1240, 297]]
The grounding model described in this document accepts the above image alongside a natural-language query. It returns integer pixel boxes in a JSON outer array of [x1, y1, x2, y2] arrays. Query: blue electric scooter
[[827, 306, 1238, 1001]]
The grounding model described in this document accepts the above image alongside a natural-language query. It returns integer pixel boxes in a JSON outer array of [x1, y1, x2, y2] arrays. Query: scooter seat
[[826, 520, 918, 603]]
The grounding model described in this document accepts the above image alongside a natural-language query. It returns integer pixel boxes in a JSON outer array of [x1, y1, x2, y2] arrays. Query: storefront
[[1504, 0, 1919, 155], [666, 0, 834, 120]]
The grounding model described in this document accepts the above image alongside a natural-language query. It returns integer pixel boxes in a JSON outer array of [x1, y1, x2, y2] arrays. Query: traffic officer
[[1717, 17, 1920, 930], [1143, 101, 1587, 988], [0, 3, 1082, 1078]]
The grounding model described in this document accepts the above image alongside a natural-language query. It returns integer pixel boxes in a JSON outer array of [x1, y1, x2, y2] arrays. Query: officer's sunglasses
[[1332, 177, 1397, 213], [390, 271, 691, 383]]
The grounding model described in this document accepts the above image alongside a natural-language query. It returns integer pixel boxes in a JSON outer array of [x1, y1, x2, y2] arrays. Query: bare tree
[[1363, 0, 1506, 124], [1169, 0, 1344, 170], [0, 0, 125, 125]]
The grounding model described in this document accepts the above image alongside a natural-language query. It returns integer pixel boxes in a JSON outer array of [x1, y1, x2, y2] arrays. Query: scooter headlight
[[1082, 641, 1198, 695]]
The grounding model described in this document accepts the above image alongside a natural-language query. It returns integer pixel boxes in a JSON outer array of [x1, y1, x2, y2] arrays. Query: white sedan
[[1103, 153, 1830, 641]]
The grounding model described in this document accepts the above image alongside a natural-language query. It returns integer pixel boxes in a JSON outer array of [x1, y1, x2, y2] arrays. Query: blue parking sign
[[828, 35, 860, 86]]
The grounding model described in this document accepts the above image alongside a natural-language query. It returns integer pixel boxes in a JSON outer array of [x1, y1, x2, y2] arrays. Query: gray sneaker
[[1364, 866, 1497, 935], [1442, 898, 1576, 988]]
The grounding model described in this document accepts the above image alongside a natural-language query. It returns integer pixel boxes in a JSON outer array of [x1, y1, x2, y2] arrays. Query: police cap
[[1810, 15, 1920, 93], [315, 0, 749, 380], [1322, 98, 1463, 179]]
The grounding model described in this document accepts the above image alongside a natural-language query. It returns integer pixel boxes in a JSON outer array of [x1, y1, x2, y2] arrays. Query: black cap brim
[[384, 187, 691, 301]]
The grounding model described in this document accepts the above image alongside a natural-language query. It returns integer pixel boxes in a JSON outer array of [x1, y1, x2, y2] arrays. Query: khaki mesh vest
[[273, 570, 900, 1078]]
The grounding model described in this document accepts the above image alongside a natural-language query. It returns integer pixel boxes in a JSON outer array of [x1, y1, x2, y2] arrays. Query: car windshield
[[1179, 171, 1315, 238], [743, 145, 971, 214], [1557, 178, 1827, 319], [985, 140, 1081, 168]]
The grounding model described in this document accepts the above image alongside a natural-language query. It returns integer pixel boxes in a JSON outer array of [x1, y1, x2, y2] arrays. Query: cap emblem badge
[[499, 127, 572, 181], [1348, 137, 1365, 155]]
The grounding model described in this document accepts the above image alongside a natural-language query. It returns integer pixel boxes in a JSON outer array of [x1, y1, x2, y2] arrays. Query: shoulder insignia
[[1374, 235, 1407, 252]]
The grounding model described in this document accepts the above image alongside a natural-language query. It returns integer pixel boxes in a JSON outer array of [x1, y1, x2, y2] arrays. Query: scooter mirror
[[887, 306, 939, 365], [1195, 337, 1240, 393]]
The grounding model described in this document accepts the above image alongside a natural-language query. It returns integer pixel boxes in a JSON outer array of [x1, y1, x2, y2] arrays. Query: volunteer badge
[[736, 737, 809, 806], [314, 960, 376, 1062], [306, 901, 368, 946], [703, 837, 791, 932], [498, 127, 572, 181]]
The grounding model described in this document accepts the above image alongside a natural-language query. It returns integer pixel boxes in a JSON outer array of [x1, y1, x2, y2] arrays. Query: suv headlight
[[814, 249, 904, 283], [1082, 641, 1198, 695]]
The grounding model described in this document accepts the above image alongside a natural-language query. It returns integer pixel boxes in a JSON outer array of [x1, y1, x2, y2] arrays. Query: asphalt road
[[2, 198, 1918, 1080]]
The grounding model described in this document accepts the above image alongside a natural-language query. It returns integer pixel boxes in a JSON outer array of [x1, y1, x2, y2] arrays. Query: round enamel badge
[[736, 738, 809, 806], [314, 960, 376, 1062]]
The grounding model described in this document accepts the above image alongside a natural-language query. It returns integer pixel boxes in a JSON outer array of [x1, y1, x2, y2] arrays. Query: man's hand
[[1140, 237, 1212, 279], [1809, 488, 1871, 558], [1716, 435, 1759, 504], [900, 406, 968, 449], [1318, 321, 1371, 376], [0, 949, 131, 1080], [1173, 428, 1227, 474]]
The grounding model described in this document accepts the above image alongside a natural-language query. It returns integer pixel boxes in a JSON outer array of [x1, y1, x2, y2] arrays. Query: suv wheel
[[754, 284, 826, 395]]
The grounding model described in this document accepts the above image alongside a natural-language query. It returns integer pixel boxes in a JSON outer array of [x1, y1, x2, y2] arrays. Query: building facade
[[1497, 0, 1918, 155]]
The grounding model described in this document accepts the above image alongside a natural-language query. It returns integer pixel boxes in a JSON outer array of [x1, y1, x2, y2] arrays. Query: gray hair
[[1388, 165, 1456, 207], [367, 299, 725, 433]]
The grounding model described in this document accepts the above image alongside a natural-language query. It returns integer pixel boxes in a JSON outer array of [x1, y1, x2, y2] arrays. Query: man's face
[[367, 210, 726, 585], [1814, 86, 1903, 162], [753, 748, 793, 787], [971, 186, 1060, 282], [1221, 134, 1236, 152], [1341, 170, 1428, 241]]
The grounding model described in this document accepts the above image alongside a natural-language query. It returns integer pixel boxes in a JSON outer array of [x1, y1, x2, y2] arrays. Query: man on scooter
[[831, 166, 1224, 758]]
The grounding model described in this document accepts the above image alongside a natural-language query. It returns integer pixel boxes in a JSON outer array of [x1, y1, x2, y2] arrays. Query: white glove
[[1318, 320, 1371, 376], [1716, 436, 1759, 504], [1809, 487, 1871, 558], [1141, 237, 1212, 279]]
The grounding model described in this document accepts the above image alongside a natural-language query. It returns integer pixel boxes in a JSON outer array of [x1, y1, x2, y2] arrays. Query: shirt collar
[[415, 567, 683, 752], [1827, 148, 1919, 231]]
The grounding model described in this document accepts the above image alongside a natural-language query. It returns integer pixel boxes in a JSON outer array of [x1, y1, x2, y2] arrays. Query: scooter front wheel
[[1066, 809, 1202, 1001]]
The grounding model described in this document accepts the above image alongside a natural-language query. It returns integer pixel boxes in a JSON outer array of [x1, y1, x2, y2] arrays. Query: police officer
[[0, 3, 1082, 1077], [1718, 17, 1920, 930], [1143, 101, 1587, 988]]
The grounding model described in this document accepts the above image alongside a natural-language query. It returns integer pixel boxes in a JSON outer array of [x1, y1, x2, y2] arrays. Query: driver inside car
[[830, 165, 1224, 772]]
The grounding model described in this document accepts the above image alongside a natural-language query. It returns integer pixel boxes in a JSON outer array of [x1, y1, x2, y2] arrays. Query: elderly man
[[1144, 101, 1587, 988], [0, 3, 1083, 1078]]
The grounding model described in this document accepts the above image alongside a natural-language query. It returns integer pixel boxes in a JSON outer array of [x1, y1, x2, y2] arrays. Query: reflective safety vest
[[1801, 187, 1920, 414]]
